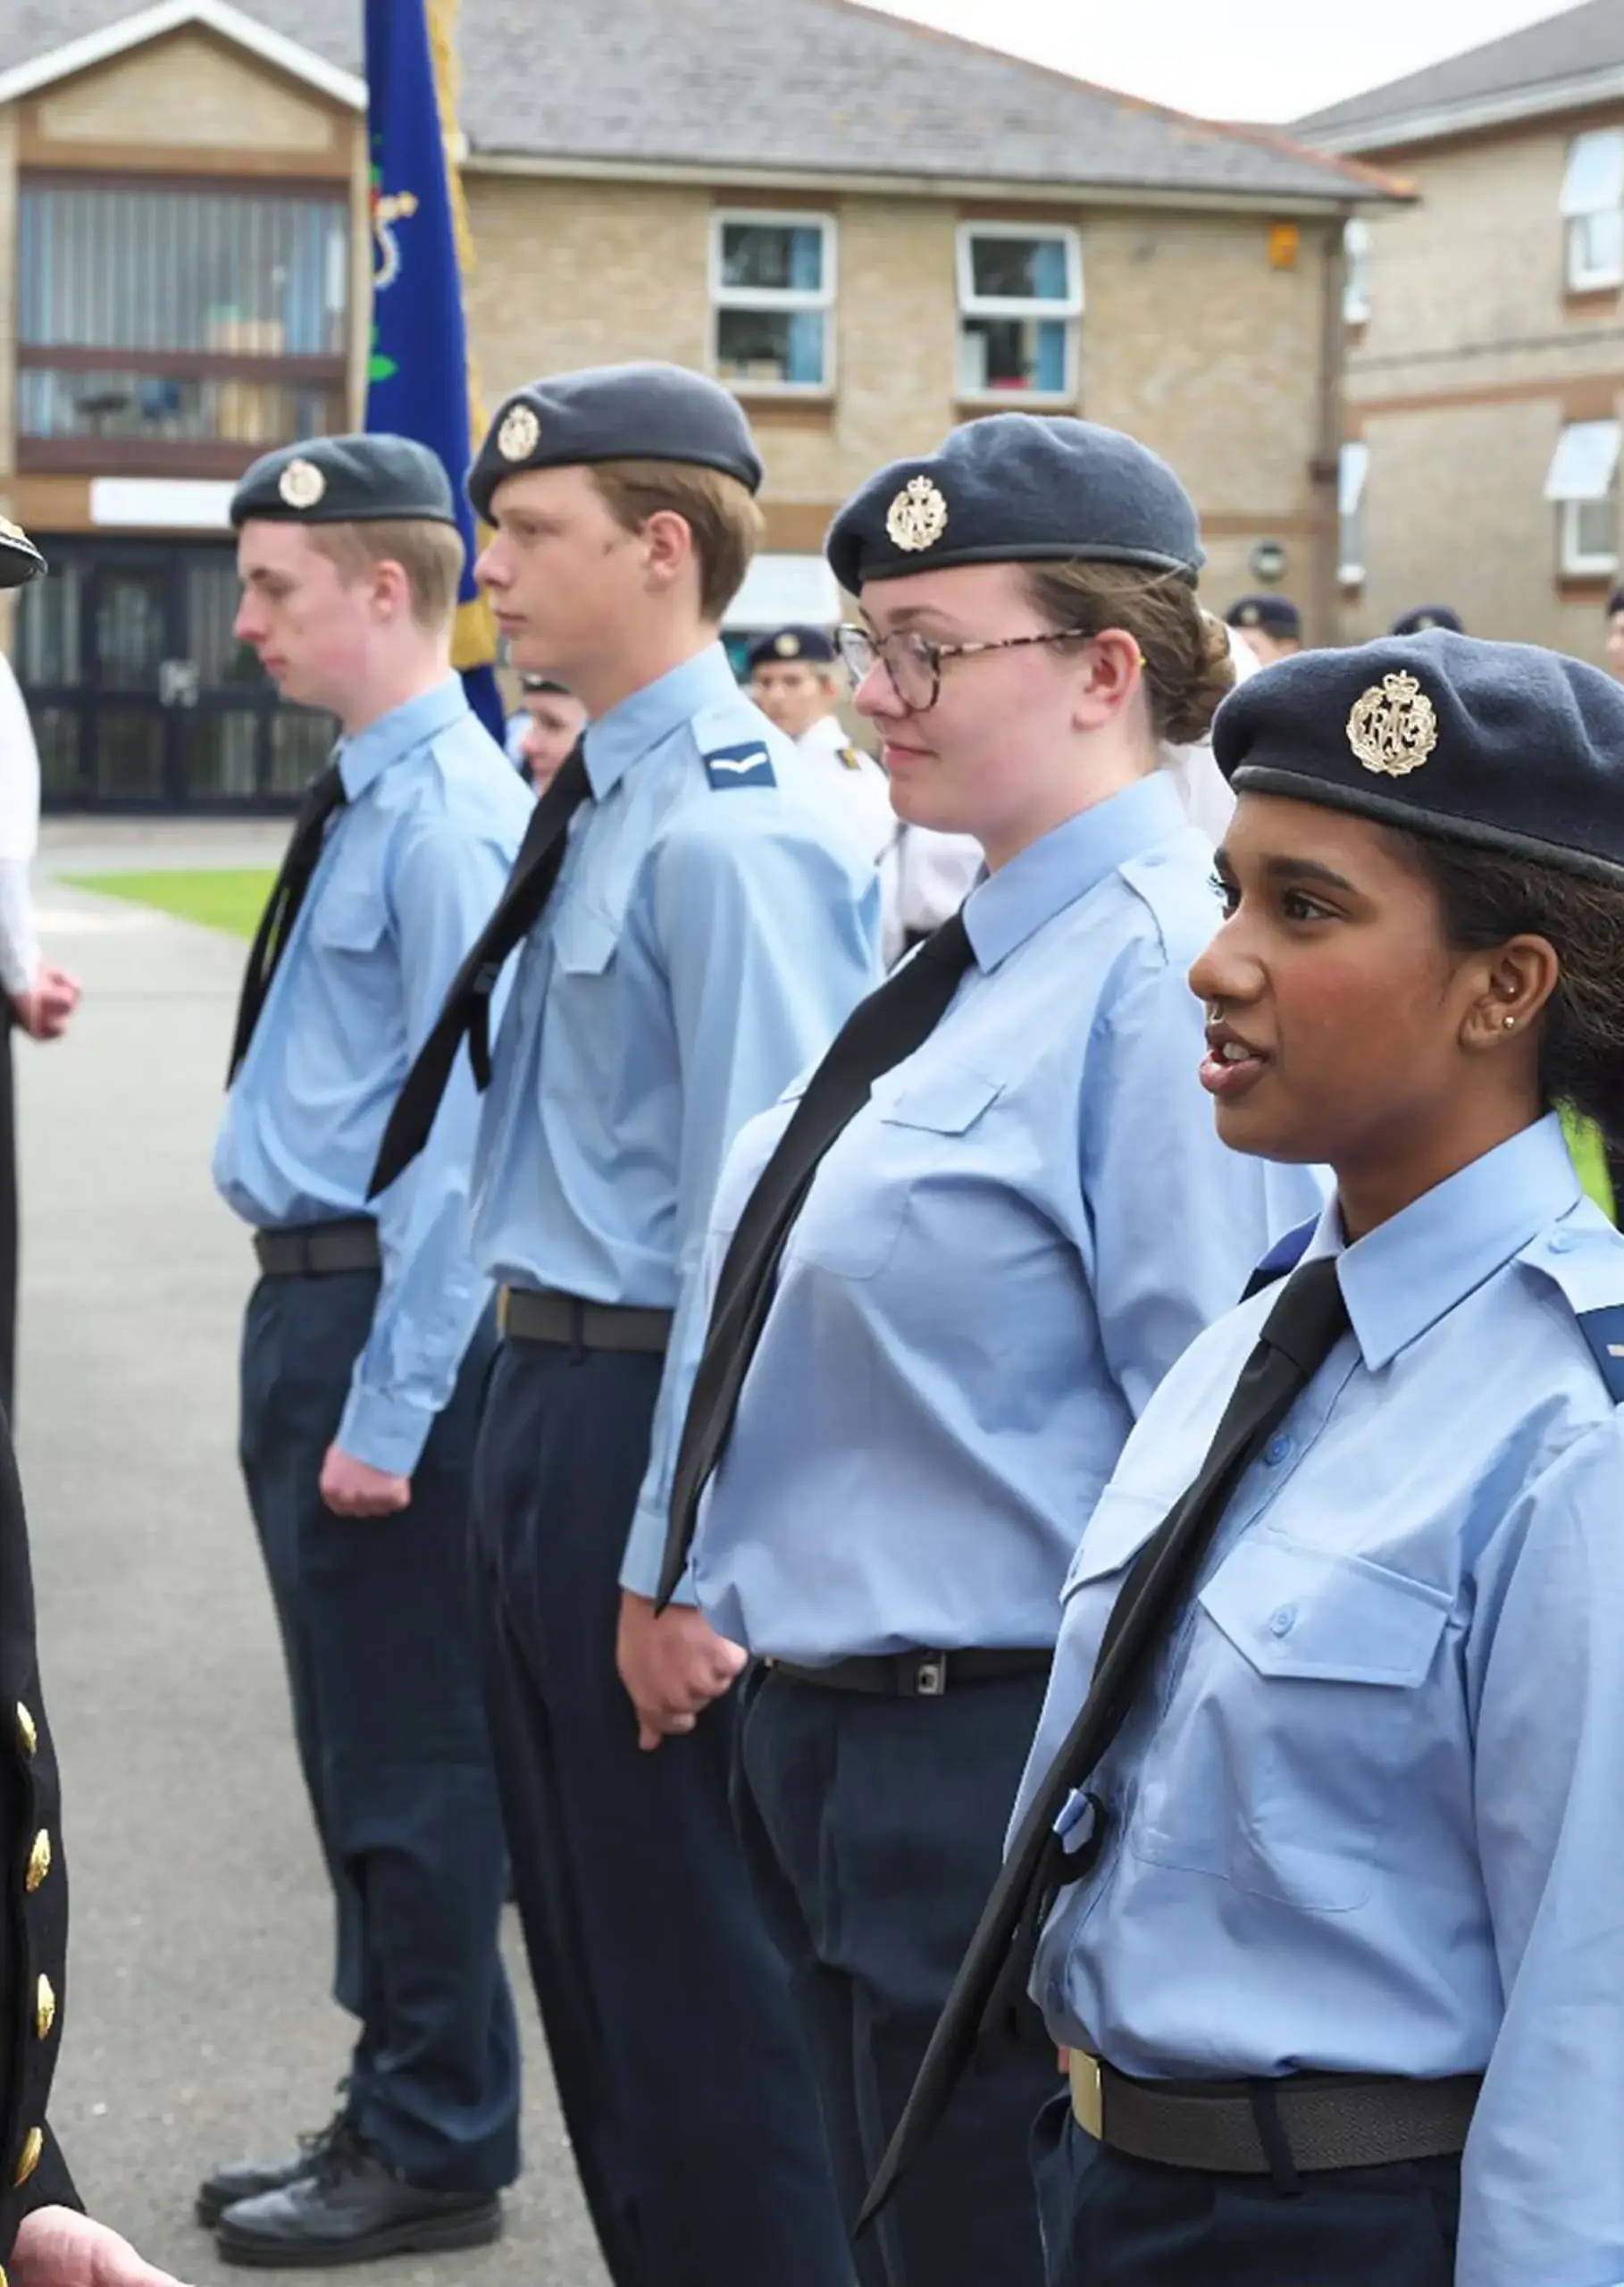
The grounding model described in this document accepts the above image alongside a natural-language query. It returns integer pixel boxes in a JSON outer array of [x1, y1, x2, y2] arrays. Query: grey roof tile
[[1295, 0, 1624, 141], [0, 0, 1391, 202]]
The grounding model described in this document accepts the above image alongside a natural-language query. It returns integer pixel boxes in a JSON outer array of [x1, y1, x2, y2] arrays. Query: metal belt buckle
[[1067, 2051, 1104, 2139], [914, 1654, 946, 1696], [497, 1286, 512, 1338]]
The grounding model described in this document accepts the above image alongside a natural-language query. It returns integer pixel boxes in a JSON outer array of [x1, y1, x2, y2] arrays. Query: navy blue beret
[[746, 625, 837, 672], [1392, 605, 1464, 636], [469, 362, 764, 522], [1226, 593, 1301, 640], [825, 415, 1203, 594], [1213, 631, 1624, 886], [230, 434, 456, 528], [0, 514, 44, 590]]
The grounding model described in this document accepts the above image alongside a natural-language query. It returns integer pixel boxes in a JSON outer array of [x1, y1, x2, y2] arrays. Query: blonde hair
[[306, 517, 465, 630], [588, 459, 765, 623], [1020, 561, 1235, 746]]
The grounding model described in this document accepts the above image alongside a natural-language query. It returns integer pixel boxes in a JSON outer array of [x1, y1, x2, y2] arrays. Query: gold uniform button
[[34, 1976, 54, 2041], [15, 2127, 41, 2185], [26, 1831, 49, 1894], [15, 1705, 35, 1758]]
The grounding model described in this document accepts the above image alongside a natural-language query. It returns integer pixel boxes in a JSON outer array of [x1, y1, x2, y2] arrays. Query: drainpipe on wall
[[1308, 212, 1350, 648]]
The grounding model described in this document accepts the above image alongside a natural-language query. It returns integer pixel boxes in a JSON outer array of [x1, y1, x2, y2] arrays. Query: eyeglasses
[[834, 624, 1092, 713]]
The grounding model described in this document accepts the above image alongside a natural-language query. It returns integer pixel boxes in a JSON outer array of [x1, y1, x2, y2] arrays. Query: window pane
[[19, 181, 350, 354], [719, 222, 824, 296], [183, 713, 261, 800], [1544, 419, 1621, 501], [17, 368, 342, 446], [1576, 495, 1618, 561], [92, 708, 165, 800], [716, 306, 825, 385], [32, 708, 81, 801], [188, 561, 268, 690], [269, 709, 338, 796], [1570, 208, 1624, 281], [1340, 503, 1365, 576], [967, 233, 1070, 304], [95, 570, 167, 693], [1561, 129, 1624, 217], [957, 315, 1069, 394], [14, 564, 83, 687]]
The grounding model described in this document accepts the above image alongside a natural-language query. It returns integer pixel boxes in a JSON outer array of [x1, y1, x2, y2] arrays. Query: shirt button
[[26, 1830, 50, 1894], [1268, 1605, 1297, 1638], [14, 2127, 42, 2186], [1265, 1434, 1293, 1466], [1550, 1231, 1578, 1254], [34, 1975, 54, 2042], [15, 1704, 35, 1758]]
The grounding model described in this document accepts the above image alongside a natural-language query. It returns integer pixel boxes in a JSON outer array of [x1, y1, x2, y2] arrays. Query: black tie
[[368, 742, 591, 1197], [226, 760, 347, 1084], [656, 912, 976, 1608], [858, 1253, 1351, 2229]]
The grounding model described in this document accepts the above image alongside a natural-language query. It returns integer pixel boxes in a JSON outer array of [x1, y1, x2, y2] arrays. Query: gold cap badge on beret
[[0, 517, 29, 548], [278, 458, 326, 511], [498, 403, 541, 463], [1347, 670, 1439, 778], [886, 475, 949, 555], [774, 632, 800, 657], [1239, 604, 1260, 627]]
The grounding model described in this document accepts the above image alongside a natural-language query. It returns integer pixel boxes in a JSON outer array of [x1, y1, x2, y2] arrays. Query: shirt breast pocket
[[785, 1061, 1004, 1281], [551, 903, 619, 979], [1130, 1534, 1452, 1913]]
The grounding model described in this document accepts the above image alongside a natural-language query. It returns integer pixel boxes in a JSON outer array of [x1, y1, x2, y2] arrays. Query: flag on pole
[[363, 0, 505, 743]]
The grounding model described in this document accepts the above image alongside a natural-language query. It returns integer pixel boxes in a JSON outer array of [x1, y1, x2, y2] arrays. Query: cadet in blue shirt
[[874, 631, 1624, 2287], [370, 365, 879, 2287], [205, 436, 528, 2267], [655, 415, 1324, 2287]]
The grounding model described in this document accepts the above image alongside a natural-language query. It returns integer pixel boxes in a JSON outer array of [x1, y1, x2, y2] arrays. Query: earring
[[1503, 1016, 1517, 1030]]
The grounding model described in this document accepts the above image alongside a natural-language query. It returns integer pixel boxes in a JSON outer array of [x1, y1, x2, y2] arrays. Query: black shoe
[[197, 2113, 350, 2229], [214, 2130, 502, 2268]]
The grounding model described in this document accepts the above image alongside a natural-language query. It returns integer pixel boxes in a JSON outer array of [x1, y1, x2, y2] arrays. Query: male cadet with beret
[[1394, 604, 1465, 635], [203, 435, 529, 2267], [1224, 592, 1302, 666], [370, 363, 880, 2287], [506, 674, 587, 793], [0, 518, 183, 2287]]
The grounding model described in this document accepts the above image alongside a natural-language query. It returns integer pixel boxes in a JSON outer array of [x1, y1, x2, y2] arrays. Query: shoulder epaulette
[[1519, 1211, 1624, 1402], [838, 743, 864, 772], [692, 703, 776, 791], [1242, 1218, 1318, 1303]]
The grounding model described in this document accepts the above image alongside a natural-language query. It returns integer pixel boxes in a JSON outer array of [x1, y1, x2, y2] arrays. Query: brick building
[[0, 0, 1387, 810], [1298, 0, 1624, 662]]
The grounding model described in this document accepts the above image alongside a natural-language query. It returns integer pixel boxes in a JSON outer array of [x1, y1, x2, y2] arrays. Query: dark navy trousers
[[737, 1663, 1061, 2287], [470, 1339, 854, 2287], [238, 1268, 520, 2193], [1032, 2100, 1461, 2285]]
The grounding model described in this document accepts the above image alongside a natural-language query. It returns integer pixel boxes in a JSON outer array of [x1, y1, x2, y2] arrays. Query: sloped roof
[[0, 0, 1395, 205], [1295, 0, 1624, 152]]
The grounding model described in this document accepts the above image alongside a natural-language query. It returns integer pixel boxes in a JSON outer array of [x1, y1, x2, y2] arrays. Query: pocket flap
[[1198, 1536, 1450, 1688], [879, 1064, 1002, 1135], [552, 904, 618, 977], [314, 886, 387, 953]]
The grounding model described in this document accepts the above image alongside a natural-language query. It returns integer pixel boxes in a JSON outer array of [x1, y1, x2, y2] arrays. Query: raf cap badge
[[278, 457, 326, 511], [498, 402, 541, 463], [1238, 603, 1261, 627], [886, 474, 949, 554], [774, 632, 801, 658], [1347, 670, 1439, 778]]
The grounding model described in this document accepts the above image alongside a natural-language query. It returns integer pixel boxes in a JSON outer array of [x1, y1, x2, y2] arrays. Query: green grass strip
[[62, 869, 276, 942]]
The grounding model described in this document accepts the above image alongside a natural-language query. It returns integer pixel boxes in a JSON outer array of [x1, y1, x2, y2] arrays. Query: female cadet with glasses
[[636, 414, 1325, 2287], [869, 629, 1624, 2287]]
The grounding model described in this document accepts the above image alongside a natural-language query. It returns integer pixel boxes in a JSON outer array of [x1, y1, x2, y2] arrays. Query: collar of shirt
[[961, 771, 1187, 974], [1302, 1112, 1583, 1370], [335, 676, 469, 802], [582, 643, 743, 800]]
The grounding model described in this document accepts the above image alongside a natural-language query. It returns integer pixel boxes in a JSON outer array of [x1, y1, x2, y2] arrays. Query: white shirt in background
[[794, 713, 983, 967], [1159, 621, 1259, 846], [0, 655, 41, 998]]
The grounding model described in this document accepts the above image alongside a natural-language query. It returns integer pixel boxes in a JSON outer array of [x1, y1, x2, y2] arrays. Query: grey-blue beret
[[825, 415, 1204, 594], [1392, 604, 1464, 636], [230, 434, 456, 528], [1213, 630, 1624, 885], [0, 515, 43, 590], [1226, 594, 1301, 640], [469, 363, 764, 522]]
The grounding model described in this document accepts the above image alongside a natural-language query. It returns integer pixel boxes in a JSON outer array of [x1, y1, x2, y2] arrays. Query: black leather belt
[[766, 1648, 1051, 1698], [1071, 2055, 1480, 2175], [254, 1218, 381, 1278], [498, 1286, 673, 1355]]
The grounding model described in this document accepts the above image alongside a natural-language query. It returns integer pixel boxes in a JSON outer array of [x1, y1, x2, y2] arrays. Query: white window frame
[[708, 209, 837, 396], [954, 221, 1084, 405], [1545, 419, 1621, 574], [1561, 129, 1624, 290], [1338, 440, 1369, 586], [1343, 219, 1371, 324]]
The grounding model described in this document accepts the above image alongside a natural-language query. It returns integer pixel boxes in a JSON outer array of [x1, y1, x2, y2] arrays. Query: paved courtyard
[[19, 821, 607, 2287]]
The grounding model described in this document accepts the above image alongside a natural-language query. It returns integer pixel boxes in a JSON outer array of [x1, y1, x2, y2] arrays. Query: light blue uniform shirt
[[1023, 1114, 1624, 2287], [214, 678, 532, 1476], [469, 643, 882, 1596], [689, 774, 1325, 1660]]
